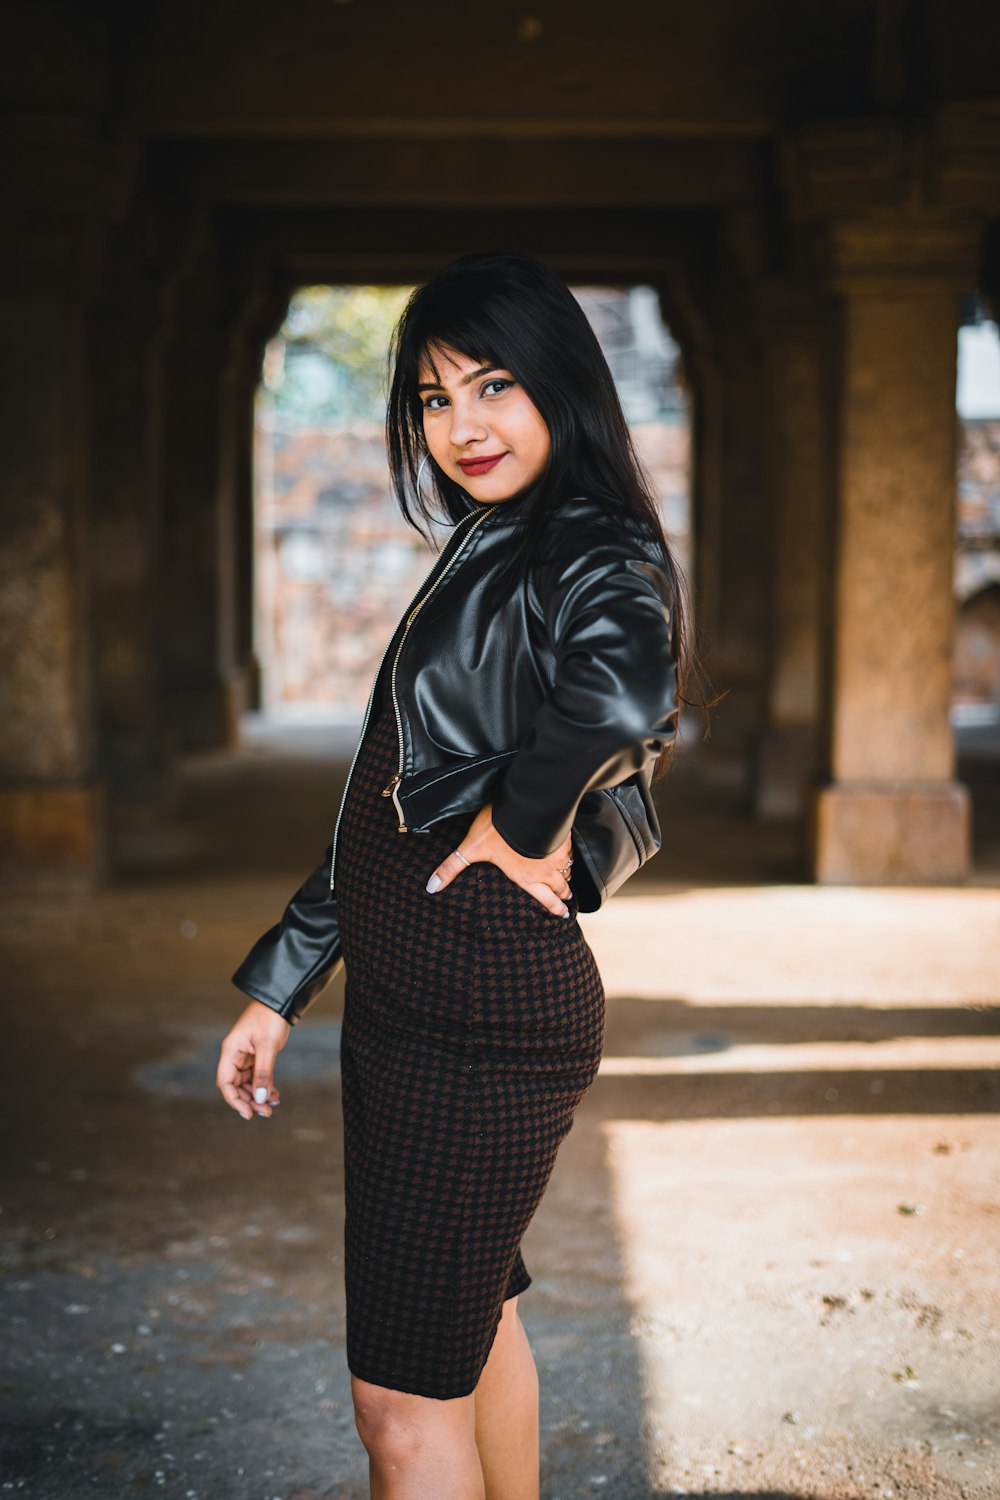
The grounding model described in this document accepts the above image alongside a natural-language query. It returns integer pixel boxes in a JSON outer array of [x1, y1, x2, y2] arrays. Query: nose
[[447, 395, 489, 449]]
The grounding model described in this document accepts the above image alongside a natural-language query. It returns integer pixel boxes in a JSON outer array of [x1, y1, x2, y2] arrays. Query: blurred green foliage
[[259, 285, 415, 425]]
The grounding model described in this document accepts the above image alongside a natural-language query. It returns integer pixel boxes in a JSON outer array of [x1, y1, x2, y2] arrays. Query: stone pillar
[[804, 220, 980, 883], [0, 125, 108, 881], [87, 246, 169, 806], [229, 354, 262, 714], [692, 213, 770, 796], [157, 275, 238, 754], [753, 292, 834, 819], [221, 278, 290, 723]]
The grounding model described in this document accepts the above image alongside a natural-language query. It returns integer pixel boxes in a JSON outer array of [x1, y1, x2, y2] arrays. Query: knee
[[351, 1382, 423, 1467]]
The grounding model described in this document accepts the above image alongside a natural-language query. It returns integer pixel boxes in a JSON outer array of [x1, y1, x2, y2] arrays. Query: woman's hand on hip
[[216, 1001, 291, 1120], [424, 801, 574, 917]]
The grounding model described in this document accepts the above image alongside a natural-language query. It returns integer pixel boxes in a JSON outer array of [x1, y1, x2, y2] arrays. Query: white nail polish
[[254, 1086, 267, 1102], [426, 874, 442, 893]]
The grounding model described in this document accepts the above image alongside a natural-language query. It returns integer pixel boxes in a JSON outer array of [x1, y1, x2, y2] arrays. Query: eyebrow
[[416, 364, 503, 393]]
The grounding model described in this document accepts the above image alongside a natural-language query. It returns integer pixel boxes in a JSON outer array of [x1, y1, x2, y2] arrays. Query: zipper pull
[[381, 771, 401, 797]]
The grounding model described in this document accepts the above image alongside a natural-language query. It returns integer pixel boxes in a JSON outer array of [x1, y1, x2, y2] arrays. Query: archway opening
[[955, 301, 1000, 725]]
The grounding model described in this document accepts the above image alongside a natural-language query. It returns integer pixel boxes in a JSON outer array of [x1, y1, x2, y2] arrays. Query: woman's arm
[[230, 840, 345, 1026], [489, 545, 678, 861]]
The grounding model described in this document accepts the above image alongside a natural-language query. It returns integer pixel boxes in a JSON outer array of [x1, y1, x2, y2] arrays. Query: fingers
[[425, 846, 474, 895], [425, 855, 571, 917], [217, 1042, 253, 1120], [422, 806, 574, 917], [528, 852, 572, 914], [216, 1017, 284, 1121], [251, 1051, 280, 1117], [525, 882, 571, 918]]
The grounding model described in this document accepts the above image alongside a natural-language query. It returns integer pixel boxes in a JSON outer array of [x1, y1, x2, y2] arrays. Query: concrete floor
[[1, 719, 998, 1499]]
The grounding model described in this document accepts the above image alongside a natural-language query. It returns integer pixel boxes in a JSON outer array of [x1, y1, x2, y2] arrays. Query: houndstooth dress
[[334, 667, 607, 1399]]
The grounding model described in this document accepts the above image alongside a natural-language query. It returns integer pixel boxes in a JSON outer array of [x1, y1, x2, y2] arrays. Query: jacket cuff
[[230, 842, 344, 1026], [490, 732, 669, 860]]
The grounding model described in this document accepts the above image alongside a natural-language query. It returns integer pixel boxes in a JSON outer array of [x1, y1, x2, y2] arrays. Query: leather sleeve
[[230, 842, 344, 1026], [490, 544, 678, 861]]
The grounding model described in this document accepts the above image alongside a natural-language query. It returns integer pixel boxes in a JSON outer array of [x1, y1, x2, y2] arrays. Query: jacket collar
[[456, 489, 600, 530], [457, 491, 530, 527]]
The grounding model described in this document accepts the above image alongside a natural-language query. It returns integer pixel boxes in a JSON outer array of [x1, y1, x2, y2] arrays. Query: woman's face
[[417, 342, 551, 504]]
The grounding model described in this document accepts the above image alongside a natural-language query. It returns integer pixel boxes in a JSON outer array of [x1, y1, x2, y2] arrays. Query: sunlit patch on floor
[[603, 1113, 1000, 1496]]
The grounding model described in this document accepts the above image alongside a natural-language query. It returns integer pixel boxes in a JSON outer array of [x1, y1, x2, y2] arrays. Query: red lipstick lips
[[458, 454, 506, 476]]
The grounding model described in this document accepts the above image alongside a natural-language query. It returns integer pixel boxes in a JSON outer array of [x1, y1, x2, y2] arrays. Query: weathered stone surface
[[753, 294, 832, 820], [830, 291, 962, 786], [0, 783, 108, 884], [0, 501, 88, 780], [806, 780, 971, 885]]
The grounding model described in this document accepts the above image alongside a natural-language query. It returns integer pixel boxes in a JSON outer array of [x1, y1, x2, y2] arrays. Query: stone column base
[[0, 781, 108, 885], [804, 780, 971, 884]]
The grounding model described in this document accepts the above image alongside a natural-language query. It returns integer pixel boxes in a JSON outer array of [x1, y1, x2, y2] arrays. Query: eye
[[420, 377, 515, 412]]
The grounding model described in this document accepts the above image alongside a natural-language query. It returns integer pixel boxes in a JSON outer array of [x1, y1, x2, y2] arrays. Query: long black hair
[[384, 250, 720, 781]]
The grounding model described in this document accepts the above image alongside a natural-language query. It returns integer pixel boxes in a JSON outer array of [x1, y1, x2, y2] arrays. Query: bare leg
[[351, 1376, 484, 1500], [473, 1297, 540, 1500]]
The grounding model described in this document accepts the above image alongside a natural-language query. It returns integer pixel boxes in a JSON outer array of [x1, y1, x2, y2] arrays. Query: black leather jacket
[[231, 490, 678, 1025]]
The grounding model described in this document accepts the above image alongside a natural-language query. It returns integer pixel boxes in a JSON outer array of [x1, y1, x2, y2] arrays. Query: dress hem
[[346, 1273, 533, 1401]]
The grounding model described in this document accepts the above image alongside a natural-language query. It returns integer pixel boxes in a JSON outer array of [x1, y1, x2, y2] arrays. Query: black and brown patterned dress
[[333, 666, 606, 1400]]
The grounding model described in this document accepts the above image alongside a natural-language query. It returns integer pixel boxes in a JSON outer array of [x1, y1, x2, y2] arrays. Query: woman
[[217, 252, 711, 1498]]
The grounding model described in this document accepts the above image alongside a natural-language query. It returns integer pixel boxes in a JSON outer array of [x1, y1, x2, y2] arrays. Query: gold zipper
[[328, 505, 492, 888], [384, 505, 495, 831]]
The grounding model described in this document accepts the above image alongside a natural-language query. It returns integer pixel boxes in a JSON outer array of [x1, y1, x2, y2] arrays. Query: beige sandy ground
[[1, 720, 997, 1499]]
